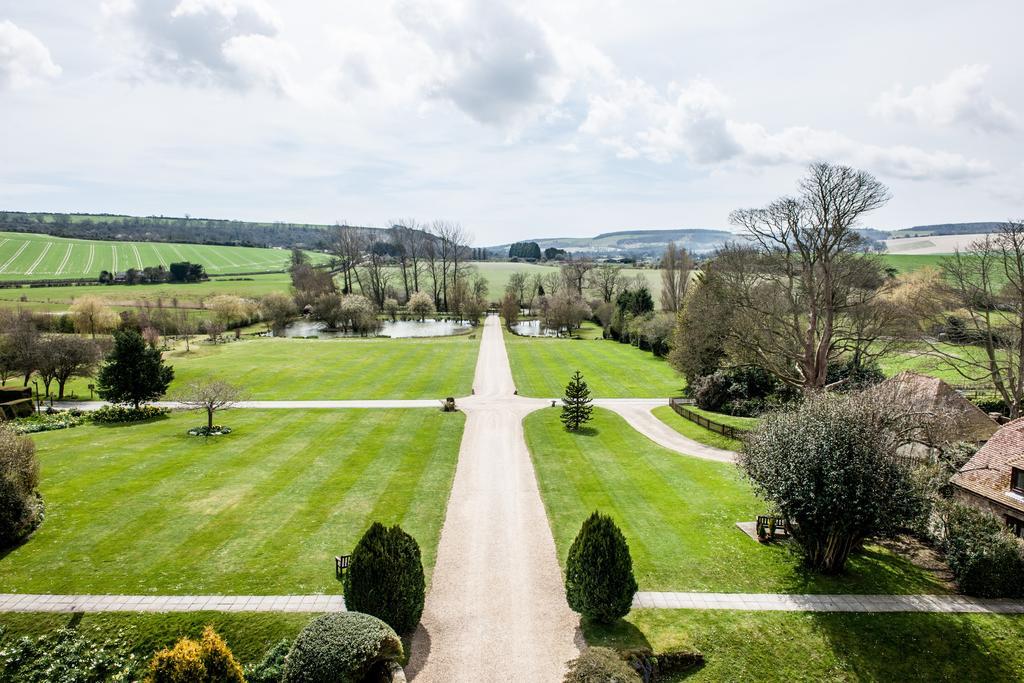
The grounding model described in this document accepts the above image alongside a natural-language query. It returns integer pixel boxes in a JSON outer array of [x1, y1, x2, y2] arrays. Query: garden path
[[406, 314, 580, 682]]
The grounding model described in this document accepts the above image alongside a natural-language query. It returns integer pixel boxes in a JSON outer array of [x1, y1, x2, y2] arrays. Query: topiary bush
[[565, 512, 638, 624], [343, 522, 425, 634], [146, 626, 244, 683], [940, 502, 1024, 598], [564, 647, 641, 683], [283, 612, 403, 683], [245, 639, 291, 683]]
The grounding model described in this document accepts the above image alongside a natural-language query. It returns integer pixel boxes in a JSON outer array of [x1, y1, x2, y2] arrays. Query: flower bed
[[188, 425, 233, 436], [91, 405, 170, 424], [12, 411, 86, 434]]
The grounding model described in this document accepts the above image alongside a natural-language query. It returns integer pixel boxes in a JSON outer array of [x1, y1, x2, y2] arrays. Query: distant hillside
[[0, 211, 386, 251], [891, 222, 1007, 238], [490, 228, 739, 258]]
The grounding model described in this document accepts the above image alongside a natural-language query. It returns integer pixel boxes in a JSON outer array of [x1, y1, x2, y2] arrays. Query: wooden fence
[[668, 398, 750, 440]]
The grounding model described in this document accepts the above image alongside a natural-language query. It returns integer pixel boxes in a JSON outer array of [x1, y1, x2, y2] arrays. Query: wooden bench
[[755, 515, 789, 541], [335, 554, 351, 578]]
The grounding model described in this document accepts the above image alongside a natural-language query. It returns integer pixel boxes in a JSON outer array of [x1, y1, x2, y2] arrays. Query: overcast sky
[[1, 1, 1022, 244]]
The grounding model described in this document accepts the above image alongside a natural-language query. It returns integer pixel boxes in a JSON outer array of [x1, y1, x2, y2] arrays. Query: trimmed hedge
[[343, 522, 425, 634], [283, 612, 402, 683], [565, 512, 637, 624], [564, 647, 641, 683]]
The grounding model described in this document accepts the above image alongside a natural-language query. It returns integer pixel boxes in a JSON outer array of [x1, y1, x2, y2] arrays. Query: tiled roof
[[951, 417, 1024, 515]]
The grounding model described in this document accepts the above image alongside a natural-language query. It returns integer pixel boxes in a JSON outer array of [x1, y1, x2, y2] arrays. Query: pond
[[510, 319, 561, 337], [276, 318, 472, 339]]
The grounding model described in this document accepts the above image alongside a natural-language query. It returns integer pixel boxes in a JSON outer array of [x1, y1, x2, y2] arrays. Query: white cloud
[[394, 0, 560, 125], [0, 20, 61, 89], [103, 0, 292, 90], [871, 64, 1018, 133]]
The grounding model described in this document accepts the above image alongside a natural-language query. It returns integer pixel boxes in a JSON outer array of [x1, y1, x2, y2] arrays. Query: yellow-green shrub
[[146, 626, 244, 683]]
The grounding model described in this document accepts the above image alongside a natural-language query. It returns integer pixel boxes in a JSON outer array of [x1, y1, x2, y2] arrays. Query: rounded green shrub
[[343, 522, 425, 634], [283, 612, 403, 683], [565, 512, 638, 624], [564, 647, 641, 683], [941, 502, 1024, 598]]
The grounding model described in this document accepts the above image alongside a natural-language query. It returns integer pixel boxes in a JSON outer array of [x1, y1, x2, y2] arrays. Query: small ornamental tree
[[343, 522, 426, 634], [565, 512, 637, 624], [177, 379, 243, 430], [408, 291, 435, 321], [96, 330, 175, 409], [740, 391, 925, 573], [0, 424, 44, 548], [561, 370, 593, 431]]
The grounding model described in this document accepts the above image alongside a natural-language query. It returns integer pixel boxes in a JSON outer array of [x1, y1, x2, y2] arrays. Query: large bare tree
[[587, 264, 623, 303], [660, 242, 694, 312], [720, 162, 894, 390], [922, 220, 1024, 416]]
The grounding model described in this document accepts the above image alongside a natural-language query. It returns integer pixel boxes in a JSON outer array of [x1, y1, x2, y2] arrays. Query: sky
[[1, 1, 1022, 245]]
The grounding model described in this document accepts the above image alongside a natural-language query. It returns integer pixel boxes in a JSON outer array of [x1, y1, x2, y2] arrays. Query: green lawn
[[0, 612, 314, 676], [0, 231, 327, 280], [651, 405, 744, 451], [0, 409, 464, 594], [881, 253, 947, 274], [586, 610, 1024, 682], [684, 405, 759, 430], [505, 332, 684, 398], [525, 408, 946, 594], [60, 334, 480, 400], [880, 342, 995, 384]]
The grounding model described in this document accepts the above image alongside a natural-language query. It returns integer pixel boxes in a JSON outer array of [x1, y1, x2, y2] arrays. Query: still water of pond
[[510, 319, 560, 337], [279, 318, 471, 338]]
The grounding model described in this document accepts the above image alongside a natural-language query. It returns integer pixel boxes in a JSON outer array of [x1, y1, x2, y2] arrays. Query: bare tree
[[390, 219, 425, 300], [332, 225, 366, 295], [177, 379, 243, 430], [587, 264, 624, 303], [560, 257, 594, 297], [660, 243, 694, 312], [36, 335, 101, 399], [921, 221, 1024, 416], [721, 162, 893, 390], [431, 221, 472, 312], [360, 240, 395, 309], [506, 271, 529, 307]]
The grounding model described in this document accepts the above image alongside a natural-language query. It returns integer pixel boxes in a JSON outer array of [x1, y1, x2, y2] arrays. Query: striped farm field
[[0, 231, 326, 280]]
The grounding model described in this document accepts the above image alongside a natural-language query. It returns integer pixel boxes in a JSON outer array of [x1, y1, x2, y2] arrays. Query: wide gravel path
[[407, 315, 580, 682]]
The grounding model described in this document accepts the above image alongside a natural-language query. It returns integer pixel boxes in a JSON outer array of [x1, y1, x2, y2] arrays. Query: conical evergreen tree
[[565, 511, 638, 624], [561, 370, 593, 431], [96, 330, 174, 409]]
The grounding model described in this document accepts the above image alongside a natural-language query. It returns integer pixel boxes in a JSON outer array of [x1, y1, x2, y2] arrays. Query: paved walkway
[[598, 400, 738, 463], [407, 315, 579, 682], [0, 593, 345, 613], [634, 592, 1024, 613], [7, 590, 1019, 616]]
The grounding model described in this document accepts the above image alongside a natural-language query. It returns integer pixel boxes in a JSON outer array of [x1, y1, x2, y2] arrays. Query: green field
[[0, 612, 315, 676], [0, 409, 464, 595], [586, 610, 1024, 682], [0, 273, 295, 311], [472, 261, 663, 299], [505, 332, 684, 398], [882, 253, 946, 274], [651, 405, 744, 451], [56, 334, 480, 401], [0, 231, 327, 280], [525, 408, 946, 594], [880, 342, 995, 384]]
